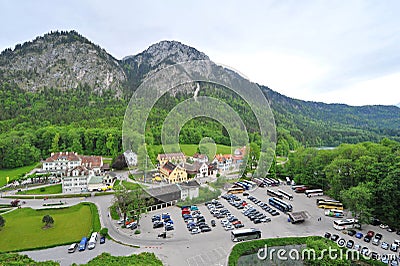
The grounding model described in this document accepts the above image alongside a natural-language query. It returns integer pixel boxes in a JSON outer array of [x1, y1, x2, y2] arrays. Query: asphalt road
[[2, 184, 399, 265]]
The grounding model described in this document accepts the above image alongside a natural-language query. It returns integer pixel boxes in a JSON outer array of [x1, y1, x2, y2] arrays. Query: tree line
[[283, 138, 400, 229]]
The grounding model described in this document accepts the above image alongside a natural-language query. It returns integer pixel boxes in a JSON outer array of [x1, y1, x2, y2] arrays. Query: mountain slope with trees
[[0, 30, 399, 169]]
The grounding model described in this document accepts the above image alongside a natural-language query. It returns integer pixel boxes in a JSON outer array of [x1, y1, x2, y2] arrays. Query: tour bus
[[265, 178, 279, 186], [305, 189, 324, 197], [231, 228, 262, 242], [325, 209, 344, 218], [317, 199, 344, 210], [235, 182, 249, 190], [291, 185, 305, 190], [333, 219, 361, 230], [266, 189, 284, 199], [268, 197, 293, 212], [78, 237, 88, 251], [252, 178, 265, 187], [277, 189, 293, 200], [227, 187, 244, 194], [244, 180, 257, 189]]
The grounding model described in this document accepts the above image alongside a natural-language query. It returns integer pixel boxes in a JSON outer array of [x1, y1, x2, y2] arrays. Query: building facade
[[157, 153, 186, 167], [159, 161, 188, 183]]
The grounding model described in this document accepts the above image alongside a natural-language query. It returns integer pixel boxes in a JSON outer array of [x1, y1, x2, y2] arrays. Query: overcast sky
[[1, 0, 399, 106]]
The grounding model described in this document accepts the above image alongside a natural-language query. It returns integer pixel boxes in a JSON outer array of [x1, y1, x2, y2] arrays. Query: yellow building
[[160, 161, 188, 184]]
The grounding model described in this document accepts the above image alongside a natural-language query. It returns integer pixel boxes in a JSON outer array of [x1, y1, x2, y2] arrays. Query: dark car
[[347, 229, 357, 236], [253, 219, 262, 224], [99, 236, 106, 244], [201, 226, 211, 232], [338, 238, 346, 247], [330, 234, 339, 241], [324, 232, 332, 239], [370, 218, 381, 226], [370, 252, 378, 260], [234, 223, 244, 228], [165, 225, 174, 231], [346, 239, 354, 248], [355, 232, 363, 239], [375, 233, 383, 240], [153, 221, 164, 228], [364, 236, 371, 243], [243, 192, 249, 196], [211, 220, 216, 227]]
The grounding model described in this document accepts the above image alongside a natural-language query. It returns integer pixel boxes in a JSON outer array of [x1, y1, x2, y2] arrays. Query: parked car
[[353, 244, 361, 252], [68, 243, 78, 253], [380, 224, 389, 229], [387, 228, 395, 233], [331, 234, 339, 242], [375, 233, 383, 240], [201, 226, 211, 232], [364, 236, 371, 243], [346, 239, 354, 248], [165, 224, 174, 231], [381, 242, 389, 250], [324, 232, 332, 239], [153, 221, 164, 229], [211, 220, 216, 227], [372, 237, 380, 246], [337, 239, 346, 247], [390, 243, 398, 252], [355, 232, 363, 239], [234, 223, 244, 228], [361, 247, 369, 256], [191, 227, 201, 234], [99, 236, 106, 244], [347, 229, 356, 236], [367, 230, 375, 238]]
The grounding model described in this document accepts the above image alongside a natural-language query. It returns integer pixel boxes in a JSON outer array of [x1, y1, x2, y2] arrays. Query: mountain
[[0, 31, 126, 96], [0, 30, 399, 149]]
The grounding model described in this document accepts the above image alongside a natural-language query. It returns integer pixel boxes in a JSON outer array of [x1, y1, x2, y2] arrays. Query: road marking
[[186, 257, 198, 266]]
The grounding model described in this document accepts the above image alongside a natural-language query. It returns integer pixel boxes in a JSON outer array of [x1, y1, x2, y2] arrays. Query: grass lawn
[[115, 180, 142, 190], [152, 143, 234, 157], [0, 203, 94, 252], [16, 184, 62, 195], [0, 163, 39, 187]]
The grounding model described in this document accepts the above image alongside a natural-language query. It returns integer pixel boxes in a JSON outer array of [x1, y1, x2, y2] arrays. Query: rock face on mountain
[[0, 31, 126, 95], [121, 40, 209, 90]]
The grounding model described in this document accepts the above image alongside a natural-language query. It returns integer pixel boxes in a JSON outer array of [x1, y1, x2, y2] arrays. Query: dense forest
[[282, 138, 400, 229]]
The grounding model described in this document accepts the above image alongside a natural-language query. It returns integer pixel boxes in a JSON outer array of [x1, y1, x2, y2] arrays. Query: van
[[68, 243, 78, 253], [87, 232, 98, 250], [78, 237, 88, 251]]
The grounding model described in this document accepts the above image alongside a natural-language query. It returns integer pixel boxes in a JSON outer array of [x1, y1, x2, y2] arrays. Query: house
[[157, 152, 186, 167], [212, 154, 233, 172], [192, 153, 208, 164], [145, 184, 182, 203], [62, 166, 93, 193], [178, 180, 200, 200], [159, 161, 188, 183], [87, 174, 116, 192], [232, 146, 247, 166], [43, 152, 103, 175], [123, 150, 138, 166], [43, 152, 81, 173], [184, 162, 209, 178]]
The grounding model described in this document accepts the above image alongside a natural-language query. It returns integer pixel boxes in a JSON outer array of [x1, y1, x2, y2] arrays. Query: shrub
[[134, 229, 141, 234], [100, 227, 108, 237]]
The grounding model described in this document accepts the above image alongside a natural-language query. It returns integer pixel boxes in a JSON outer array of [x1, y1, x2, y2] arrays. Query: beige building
[[157, 152, 186, 167], [159, 161, 188, 183]]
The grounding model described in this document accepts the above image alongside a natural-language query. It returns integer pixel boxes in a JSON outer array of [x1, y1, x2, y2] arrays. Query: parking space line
[[201, 252, 211, 263], [195, 254, 206, 265], [186, 256, 198, 266]]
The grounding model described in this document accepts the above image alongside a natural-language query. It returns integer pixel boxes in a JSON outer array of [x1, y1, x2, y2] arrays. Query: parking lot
[[114, 183, 399, 265]]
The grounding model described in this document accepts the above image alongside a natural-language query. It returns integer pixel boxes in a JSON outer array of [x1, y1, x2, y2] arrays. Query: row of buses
[[252, 177, 280, 187], [266, 189, 293, 200]]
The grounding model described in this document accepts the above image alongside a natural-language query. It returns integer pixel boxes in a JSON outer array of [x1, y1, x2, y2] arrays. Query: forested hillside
[[1, 30, 400, 169]]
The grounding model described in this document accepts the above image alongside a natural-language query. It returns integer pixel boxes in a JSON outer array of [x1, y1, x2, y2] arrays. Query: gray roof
[[179, 179, 200, 188], [145, 184, 181, 202]]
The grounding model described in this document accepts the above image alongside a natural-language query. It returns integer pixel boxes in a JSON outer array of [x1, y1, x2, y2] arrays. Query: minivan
[[78, 237, 88, 251], [68, 243, 78, 253]]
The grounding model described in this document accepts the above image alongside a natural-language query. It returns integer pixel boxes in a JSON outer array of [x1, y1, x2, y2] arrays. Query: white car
[[191, 227, 201, 234], [221, 219, 229, 225], [379, 224, 389, 229], [224, 224, 234, 231]]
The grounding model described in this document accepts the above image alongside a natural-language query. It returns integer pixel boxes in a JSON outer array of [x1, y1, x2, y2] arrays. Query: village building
[[123, 150, 138, 166], [178, 179, 200, 200], [159, 161, 188, 183], [192, 153, 208, 164], [157, 152, 186, 167], [212, 154, 233, 172]]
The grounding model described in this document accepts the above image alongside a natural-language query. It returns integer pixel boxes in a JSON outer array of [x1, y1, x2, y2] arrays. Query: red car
[[367, 230, 375, 238], [232, 220, 242, 225]]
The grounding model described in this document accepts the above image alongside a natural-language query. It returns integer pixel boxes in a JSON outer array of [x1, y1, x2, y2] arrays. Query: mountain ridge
[[1, 30, 399, 147]]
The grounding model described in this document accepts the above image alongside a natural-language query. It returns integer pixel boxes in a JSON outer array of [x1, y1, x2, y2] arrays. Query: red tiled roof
[[162, 161, 177, 174], [80, 155, 103, 168], [158, 153, 185, 160], [44, 152, 80, 162], [214, 154, 232, 162]]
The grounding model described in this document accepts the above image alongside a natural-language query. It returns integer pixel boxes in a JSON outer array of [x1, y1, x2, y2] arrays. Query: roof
[[157, 153, 185, 161], [81, 155, 103, 168], [214, 154, 232, 162], [179, 179, 200, 188], [183, 162, 205, 172], [88, 175, 104, 184], [193, 153, 207, 160], [145, 184, 181, 202], [161, 161, 177, 174], [44, 152, 81, 162]]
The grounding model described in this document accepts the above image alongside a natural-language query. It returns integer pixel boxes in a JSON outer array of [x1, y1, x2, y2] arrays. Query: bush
[[134, 229, 141, 234], [100, 227, 108, 237], [40, 187, 45, 192]]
